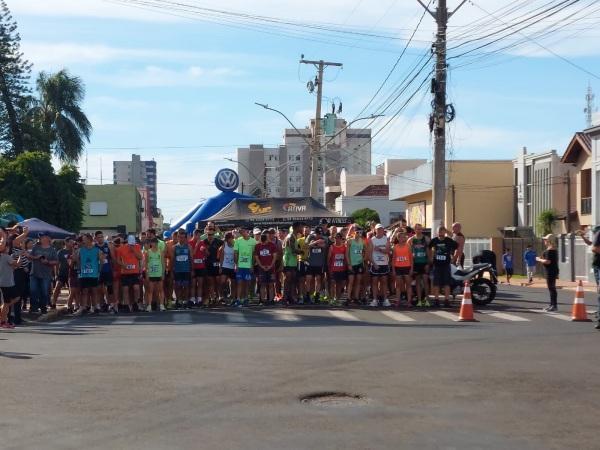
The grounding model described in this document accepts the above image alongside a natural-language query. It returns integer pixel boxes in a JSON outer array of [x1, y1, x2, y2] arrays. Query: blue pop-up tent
[[19, 218, 75, 240], [168, 191, 254, 235]]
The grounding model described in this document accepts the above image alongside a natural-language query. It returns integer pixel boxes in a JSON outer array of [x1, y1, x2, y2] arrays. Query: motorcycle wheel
[[470, 278, 496, 305]]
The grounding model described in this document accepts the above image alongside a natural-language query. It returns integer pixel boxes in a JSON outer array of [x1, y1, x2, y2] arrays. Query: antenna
[[584, 82, 596, 128]]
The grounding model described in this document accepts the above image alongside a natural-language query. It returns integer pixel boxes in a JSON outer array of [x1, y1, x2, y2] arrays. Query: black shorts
[[297, 262, 307, 276], [194, 268, 206, 278], [307, 266, 324, 276], [149, 277, 162, 283], [350, 264, 364, 275], [331, 271, 347, 282], [120, 274, 140, 287], [221, 267, 235, 279], [413, 263, 428, 275], [0, 285, 18, 302], [394, 267, 411, 276], [258, 270, 275, 284], [206, 265, 219, 277], [69, 276, 80, 289], [79, 277, 99, 289], [57, 274, 69, 285], [432, 265, 452, 287], [505, 267, 514, 276], [99, 271, 113, 286], [174, 272, 191, 282], [370, 265, 390, 277], [283, 266, 297, 274]]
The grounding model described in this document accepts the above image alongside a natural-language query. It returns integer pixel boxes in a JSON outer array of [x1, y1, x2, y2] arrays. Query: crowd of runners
[[0, 219, 472, 328]]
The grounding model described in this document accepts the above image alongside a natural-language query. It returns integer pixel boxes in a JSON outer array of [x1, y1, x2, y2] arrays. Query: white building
[[113, 154, 158, 215], [335, 184, 405, 226], [587, 124, 600, 226], [237, 114, 371, 205]]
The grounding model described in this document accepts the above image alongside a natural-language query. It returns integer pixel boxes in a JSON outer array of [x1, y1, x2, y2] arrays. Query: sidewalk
[[502, 277, 598, 292]]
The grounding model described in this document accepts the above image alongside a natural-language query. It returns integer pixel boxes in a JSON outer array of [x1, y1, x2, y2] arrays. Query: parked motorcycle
[[451, 263, 497, 305]]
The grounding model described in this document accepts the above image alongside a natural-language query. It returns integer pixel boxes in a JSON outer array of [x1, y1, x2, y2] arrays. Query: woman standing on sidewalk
[[537, 234, 559, 312]]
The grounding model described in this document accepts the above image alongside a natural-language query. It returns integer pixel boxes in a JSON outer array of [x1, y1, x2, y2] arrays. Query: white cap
[[375, 223, 384, 230], [253, 227, 262, 235]]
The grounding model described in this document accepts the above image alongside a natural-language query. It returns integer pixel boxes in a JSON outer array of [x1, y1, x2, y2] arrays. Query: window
[[581, 168, 592, 215], [296, 155, 301, 161], [89, 202, 108, 216]]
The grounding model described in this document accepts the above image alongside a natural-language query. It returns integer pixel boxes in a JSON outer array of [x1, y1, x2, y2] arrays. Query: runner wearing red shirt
[[328, 233, 348, 305], [190, 230, 207, 306], [254, 231, 278, 304]]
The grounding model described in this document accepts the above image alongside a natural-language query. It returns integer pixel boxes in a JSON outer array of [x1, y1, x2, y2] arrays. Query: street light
[[224, 157, 263, 197]]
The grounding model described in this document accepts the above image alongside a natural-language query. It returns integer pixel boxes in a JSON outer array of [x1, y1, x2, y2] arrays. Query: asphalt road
[[2, 284, 599, 450]]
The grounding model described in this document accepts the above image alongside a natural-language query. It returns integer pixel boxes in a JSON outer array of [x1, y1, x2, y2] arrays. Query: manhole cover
[[300, 392, 369, 407]]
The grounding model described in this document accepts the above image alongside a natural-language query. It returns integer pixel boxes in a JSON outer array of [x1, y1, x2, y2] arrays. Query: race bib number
[[353, 248, 362, 254], [415, 250, 426, 258], [334, 260, 344, 267], [82, 267, 94, 275], [240, 256, 250, 264], [396, 256, 408, 263], [313, 248, 321, 254], [193, 258, 204, 264], [150, 265, 160, 273], [435, 254, 447, 261], [374, 254, 387, 265], [126, 264, 136, 270], [176, 255, 188, 262], [259, 249, 270, 257]]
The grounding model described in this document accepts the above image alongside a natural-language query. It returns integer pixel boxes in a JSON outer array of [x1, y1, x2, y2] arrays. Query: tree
[[537, 209, 558, 236], [351, 208, 380, 228], [29, 70, 92, 162], [0, 1, 32, 155], [0, 151, 85, 230], [54, 164, 85, 230]]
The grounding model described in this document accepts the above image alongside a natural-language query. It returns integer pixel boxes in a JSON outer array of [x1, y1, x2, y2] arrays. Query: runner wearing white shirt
[[367, 224, 391, 307]]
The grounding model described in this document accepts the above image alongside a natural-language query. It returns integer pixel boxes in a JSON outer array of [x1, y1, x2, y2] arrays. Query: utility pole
[[299, 58, 343, 202], [418, 0, 466, 229]]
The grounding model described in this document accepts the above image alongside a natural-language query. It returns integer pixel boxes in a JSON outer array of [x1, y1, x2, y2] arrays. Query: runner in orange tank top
[[391, 229, 413, 307]]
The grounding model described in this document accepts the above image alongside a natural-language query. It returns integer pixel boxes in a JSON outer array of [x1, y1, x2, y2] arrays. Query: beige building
[[561, 132, 593, 230], [389, 160, 514, 237]]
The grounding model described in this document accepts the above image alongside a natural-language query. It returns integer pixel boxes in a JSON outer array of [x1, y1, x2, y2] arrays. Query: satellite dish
[[307, 80, 315, 93]]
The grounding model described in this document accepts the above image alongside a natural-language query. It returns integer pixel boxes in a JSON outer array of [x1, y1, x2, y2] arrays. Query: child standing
[[502, 248, 514, 284]]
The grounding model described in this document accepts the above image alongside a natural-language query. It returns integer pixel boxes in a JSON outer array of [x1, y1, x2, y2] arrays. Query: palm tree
[[30, 69, 91, 162]]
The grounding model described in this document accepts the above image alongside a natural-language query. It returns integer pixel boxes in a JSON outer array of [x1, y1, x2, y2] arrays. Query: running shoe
[[159, 304, 166, 312], [186, 300, 195, 309], [369, 299, 379, 307], [242, 298, 249, 307], [416, 300, 423, 308], [382, 299, 391, 307], [423, 299, 431, 308], [146, 304, 152, 312], [230, 299, 240, 308]]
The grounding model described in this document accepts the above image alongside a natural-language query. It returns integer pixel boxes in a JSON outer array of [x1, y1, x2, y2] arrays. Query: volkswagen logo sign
[[215, 168, 239, 192]]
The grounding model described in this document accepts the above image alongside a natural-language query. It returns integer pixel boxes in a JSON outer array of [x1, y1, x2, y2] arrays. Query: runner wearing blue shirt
[[502, 248, 513, 284], [523, 245, 537, 284]]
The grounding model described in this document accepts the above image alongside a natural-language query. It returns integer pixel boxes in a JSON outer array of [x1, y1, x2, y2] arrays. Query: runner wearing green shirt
[[144, 238, 166, 311], [408, 223, 430, 306], [282, 222, 303, 304], [346, 228, 365, 304], [233, 227, 256, 307]]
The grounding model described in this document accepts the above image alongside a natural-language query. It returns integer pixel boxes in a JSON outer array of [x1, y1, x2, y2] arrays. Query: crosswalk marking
[[527, 309, 571, 321], [328, 310, 360, 322], [173, 313, 193, 324], [380, 311, 416, 322], [477, 311, 530, 322], [225, 312, 248, 323], [428, 311, 460, 321], [114, 316, 135, 325], [51, 318, 76, 326], [269, 310, 300, 322]]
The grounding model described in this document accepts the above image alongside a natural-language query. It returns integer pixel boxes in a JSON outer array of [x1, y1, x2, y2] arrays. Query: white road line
[[328, 310, 360, 322], [380, 311, 416, 322], [50, 318, 76, 326], [173, 313, 193, 324], [113, 316, 136, 325], [477, 311, 530, 322], [527, 309, 571, 321], [428, 311, 460, 321], [269, 310, 301, 322], [225, 312, 248, 323]]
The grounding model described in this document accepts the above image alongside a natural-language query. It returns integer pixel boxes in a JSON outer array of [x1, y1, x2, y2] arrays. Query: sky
[[10, 0, 600, 224]]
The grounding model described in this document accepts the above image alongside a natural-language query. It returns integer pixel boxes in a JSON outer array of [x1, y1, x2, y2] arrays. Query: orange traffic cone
[[571, 280, 591, 322], [458, 281, 478, 322]]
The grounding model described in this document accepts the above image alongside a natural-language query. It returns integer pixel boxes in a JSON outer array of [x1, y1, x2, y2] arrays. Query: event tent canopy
[[19, 218, 75, 239], [204, 197, 349, 228]]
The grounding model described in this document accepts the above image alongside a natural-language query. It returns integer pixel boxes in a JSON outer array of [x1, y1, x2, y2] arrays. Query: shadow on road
[[0, 351, 39, 360]]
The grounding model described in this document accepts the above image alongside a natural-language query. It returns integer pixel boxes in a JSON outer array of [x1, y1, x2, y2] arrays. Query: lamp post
[[224, 157, 263, 198], [254, 102, 383, 202]]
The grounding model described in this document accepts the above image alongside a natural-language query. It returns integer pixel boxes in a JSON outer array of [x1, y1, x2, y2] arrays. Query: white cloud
[[95, 65, 245, 88]]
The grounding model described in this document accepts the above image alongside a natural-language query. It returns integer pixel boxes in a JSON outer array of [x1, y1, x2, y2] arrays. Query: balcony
[[581, 197, 592, 215]]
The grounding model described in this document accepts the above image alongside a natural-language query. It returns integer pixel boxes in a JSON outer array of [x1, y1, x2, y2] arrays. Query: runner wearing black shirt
[[428, 226, 457, 307]]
